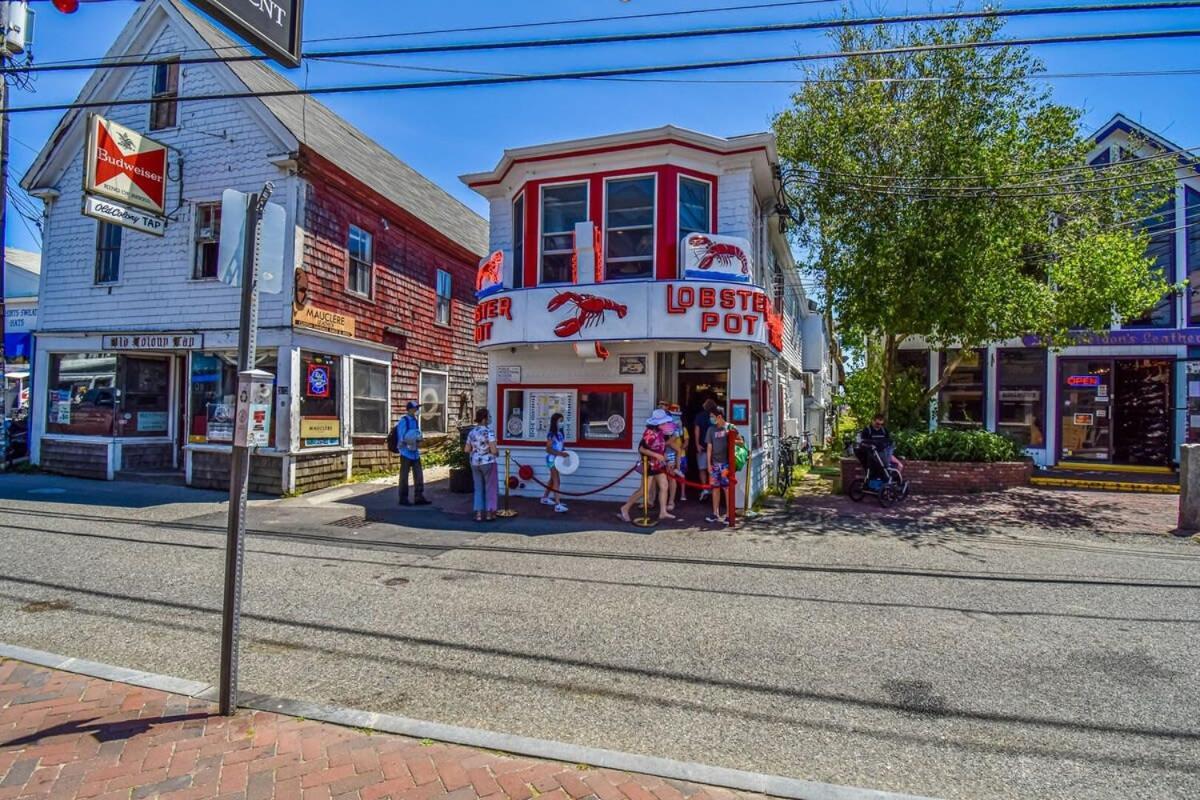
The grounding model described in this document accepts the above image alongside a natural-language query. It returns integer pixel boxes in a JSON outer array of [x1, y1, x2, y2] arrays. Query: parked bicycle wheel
[[847, 478, 865, 502]]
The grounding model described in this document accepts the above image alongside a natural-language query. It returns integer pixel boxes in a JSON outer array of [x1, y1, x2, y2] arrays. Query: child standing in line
[[668, 403, 689, 502], [541, 412, 569, 513]]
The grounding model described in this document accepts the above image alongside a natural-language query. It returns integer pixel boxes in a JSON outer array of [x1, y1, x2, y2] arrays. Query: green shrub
[[892, 428, 1025, 463]]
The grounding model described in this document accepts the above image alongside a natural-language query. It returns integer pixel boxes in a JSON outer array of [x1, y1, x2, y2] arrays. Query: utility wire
[[787, 171, 1177, 199], [9, 1, 1200, 75], [28, 0, 844, 67], [10, 27, 1200, 115]]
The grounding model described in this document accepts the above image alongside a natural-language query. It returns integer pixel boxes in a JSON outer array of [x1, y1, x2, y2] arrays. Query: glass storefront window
[[996, 349, 1046, 449], [578, 389, 629, 441], [419, 370, 448, 435], [300, 351, 340, 447], [938, 349, 986, 429], [118, 356, 170, 437], [1187, 187, 1200, 324], [47, 353, 118, 436], [352, 360, 389, 436], [1126, 197, 1176, 328], [189, 351, 277, 446]]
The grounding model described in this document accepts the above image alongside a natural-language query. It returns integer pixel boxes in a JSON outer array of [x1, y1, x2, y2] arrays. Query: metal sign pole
[[218, 183, 272, 716]]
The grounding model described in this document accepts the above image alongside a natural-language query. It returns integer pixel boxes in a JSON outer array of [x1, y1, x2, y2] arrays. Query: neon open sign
[[1067, 375, 1101, 387]]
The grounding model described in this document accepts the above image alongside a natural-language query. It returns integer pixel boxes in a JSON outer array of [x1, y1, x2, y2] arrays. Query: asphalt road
[[1, 473, 1198, 800]]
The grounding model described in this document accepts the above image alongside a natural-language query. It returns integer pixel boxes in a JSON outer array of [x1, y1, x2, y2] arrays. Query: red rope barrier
[[511, 459, 640, 497]]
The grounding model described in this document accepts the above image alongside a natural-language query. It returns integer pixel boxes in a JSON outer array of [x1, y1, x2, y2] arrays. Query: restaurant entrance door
[[1058, 357, 1172, 466]]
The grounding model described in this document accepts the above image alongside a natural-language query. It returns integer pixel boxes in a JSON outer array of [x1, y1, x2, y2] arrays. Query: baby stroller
[[849, 442, 909, 506]]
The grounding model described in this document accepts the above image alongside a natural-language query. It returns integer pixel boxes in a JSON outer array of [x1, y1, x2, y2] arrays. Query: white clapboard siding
[[37, 19, 299, 336]]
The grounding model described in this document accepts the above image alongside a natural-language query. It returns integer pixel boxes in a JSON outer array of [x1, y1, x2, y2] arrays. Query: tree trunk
[[924, 348, 969, 401], [879, 334, 898, 418]]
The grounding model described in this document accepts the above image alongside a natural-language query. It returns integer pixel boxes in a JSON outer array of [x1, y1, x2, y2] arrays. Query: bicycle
[[798, 430, 815, 467], [769, 434, 803, 495]]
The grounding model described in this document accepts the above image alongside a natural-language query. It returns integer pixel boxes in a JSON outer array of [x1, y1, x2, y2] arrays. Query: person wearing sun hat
[[619, 408, 677, 523], [666, 403, 689, 503]]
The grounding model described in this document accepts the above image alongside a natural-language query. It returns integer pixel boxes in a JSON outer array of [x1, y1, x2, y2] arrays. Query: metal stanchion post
[[727, 430, 739, 529], [632, 454, 657, 528], [496, 449, 518, 518]]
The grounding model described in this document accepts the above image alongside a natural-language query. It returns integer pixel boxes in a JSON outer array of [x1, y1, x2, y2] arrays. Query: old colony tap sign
[[474, 281, 784, 352], [82, 115, 169, 236]]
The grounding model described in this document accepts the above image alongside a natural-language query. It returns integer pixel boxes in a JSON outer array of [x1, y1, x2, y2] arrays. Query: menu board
[[526, 390, 576, 442]]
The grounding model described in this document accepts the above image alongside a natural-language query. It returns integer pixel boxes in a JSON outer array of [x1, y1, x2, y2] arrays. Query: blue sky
[[7, 0, 1200, 253]]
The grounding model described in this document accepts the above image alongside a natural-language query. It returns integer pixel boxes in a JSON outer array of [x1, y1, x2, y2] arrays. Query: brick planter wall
[[840, 458, 1032, 495]]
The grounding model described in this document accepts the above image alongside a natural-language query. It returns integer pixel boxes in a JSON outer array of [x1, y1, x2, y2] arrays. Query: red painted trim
[[467, 137, 767, 188], [495, 382, 635, 450], [522, 164, 719, 289]]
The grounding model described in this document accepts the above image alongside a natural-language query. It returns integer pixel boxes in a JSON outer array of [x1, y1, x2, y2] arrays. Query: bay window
[[512, 194, 525, 289], [498, 384, 632, 447], [679, 176, 712, 241], [605, 175, 655, 280], [541, 183, 587, 284]]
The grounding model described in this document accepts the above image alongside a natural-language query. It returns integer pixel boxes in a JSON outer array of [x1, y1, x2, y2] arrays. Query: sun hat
[[647, 408, 673, 427]]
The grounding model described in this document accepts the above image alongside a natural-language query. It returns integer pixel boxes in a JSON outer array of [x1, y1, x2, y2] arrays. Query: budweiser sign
[[84, 115, 168, 216]]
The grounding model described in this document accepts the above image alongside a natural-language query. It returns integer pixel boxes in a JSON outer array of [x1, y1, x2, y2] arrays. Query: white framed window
[[418, 369, 448, 435], [347, 225, 373, 298], [351, 359, 390, 436], [193, 202, 221, 280], [679, 175, 712, 241], [435, 269, 452, 326], [150, 60, 179, 131], [540, 182, 588, 285], [604, 174, 655, 281]]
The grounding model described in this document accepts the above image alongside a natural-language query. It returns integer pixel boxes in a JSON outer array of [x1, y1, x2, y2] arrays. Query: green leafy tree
[[774, 13, 1177, 414]]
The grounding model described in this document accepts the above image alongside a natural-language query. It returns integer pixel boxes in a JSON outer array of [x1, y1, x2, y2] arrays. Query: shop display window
[[419, 370, 448, 435], [301, 351, 340, 447], [937, 349, 986, 429], [46, 353, 118, 436], [499, 384, 632, 448], [189, 351, 277, 446], [352, 360, 389, 436], [996, 349, 1046, 449]]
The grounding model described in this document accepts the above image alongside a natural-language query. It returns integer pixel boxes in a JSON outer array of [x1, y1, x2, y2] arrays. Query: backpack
[[386, 421, 400, 454]]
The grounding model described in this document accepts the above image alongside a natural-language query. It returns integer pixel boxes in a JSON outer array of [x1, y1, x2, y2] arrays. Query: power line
[[788, 170, 1177, 200], [321, 58, 1200, 86], [28, 0, 844, 68], [9, 1, 1200, 75], [10, 27, 1200, 115], [306, 0, 844, 44]]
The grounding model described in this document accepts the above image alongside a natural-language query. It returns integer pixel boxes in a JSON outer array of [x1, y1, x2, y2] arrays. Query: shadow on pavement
[[0, 472, 232, 509], [1, 713, 212, 747]]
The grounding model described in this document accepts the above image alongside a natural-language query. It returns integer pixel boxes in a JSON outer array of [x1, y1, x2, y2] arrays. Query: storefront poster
[[730, 399, 749, 425], [136, 411, 168, 432], [496, 365, 521, 383], [301, 418, 340, 439], [680, 233, 753, 283], [1073, 413, 1095, 426], [48, 390, 72, 424], [206, 402, 234, 442], [619, 355, 647, 375]]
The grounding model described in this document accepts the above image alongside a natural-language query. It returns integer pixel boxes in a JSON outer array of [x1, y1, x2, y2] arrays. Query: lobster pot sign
[[476, 250, 506, 299], [681, 233, 753, 283]]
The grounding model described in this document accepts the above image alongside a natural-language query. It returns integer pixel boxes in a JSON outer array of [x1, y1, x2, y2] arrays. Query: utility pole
[[217, 183, 271, 716], [1, 44, 11, 469]]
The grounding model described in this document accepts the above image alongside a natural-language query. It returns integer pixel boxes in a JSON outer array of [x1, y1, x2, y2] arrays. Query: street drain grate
[[327, 515, 372, 529]]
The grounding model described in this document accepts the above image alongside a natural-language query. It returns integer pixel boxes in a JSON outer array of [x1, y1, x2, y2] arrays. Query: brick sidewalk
[[0, 659, 766, 800]]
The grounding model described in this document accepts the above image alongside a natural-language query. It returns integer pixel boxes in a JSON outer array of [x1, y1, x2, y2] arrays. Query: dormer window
[[604, 175, 655, 280]]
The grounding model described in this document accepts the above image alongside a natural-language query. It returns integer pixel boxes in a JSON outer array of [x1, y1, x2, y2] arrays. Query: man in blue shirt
[[396, 401, 430, 506]]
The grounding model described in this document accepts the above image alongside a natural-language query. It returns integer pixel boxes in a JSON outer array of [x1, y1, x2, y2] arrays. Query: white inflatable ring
[[554, 450, 580, 476]]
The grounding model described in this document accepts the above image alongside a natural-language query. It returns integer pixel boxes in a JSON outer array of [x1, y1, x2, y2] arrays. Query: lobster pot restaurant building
[[896, 116, 1200, 472], [462, 127, 820, 505]]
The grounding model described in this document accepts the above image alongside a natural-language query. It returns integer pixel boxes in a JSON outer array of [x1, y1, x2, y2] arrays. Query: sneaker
[[540, 497, 556, 506], [705, 514, 720, 523], [554, 503, 568, 513], [699, 490, 711, 501]]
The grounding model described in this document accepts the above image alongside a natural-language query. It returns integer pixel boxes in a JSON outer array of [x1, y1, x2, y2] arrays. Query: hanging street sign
[[217, 188, 286, 293], [84, 115, 169, 217], [188, 0, 304, 68], [82, 195, 166, 236]]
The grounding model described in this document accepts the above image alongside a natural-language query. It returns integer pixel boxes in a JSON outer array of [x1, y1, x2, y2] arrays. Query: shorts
[[546, 454, 558, 470], [711, 462, 730, 488], [679, 455, 689, 472], [697, 453, 709, 470]]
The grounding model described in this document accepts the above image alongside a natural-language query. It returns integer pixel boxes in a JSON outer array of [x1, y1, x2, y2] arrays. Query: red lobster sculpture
[[547, 291, 627, 338], [688, 234, 749, 275]]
